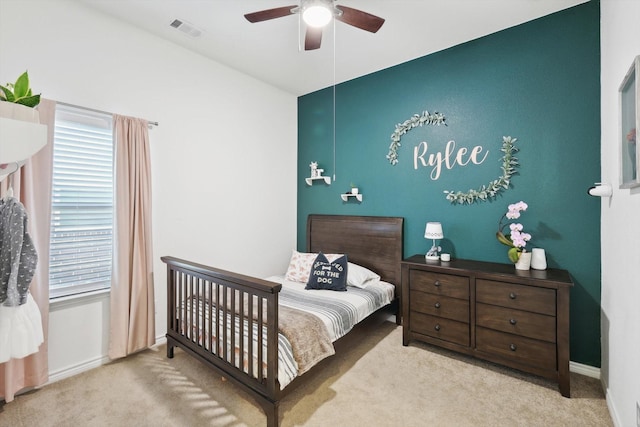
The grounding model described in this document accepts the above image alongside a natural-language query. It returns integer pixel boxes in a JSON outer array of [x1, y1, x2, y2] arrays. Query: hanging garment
[[0, 196, 43, 363], [0, 197, 38, 306], [0, 294, 43, 362]]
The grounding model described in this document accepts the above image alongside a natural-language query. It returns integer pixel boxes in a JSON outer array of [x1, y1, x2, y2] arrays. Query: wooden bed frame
[[161, 214, 404, 427]]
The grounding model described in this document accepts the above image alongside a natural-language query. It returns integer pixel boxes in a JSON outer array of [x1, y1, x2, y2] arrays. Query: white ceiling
[[78, 0, 588, 96]]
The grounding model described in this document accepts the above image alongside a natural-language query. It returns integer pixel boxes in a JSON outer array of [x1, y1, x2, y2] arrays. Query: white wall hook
[[588, 183, 612, 197]]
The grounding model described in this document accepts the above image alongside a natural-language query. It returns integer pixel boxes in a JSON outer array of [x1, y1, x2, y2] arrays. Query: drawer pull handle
[[434, 302, 441, 309], [434, 324, 441, 331], [509, 344, 517, 351], [434, 280, 441, 287], [509, 318, 517, 325], [509, 292, 517, 300]]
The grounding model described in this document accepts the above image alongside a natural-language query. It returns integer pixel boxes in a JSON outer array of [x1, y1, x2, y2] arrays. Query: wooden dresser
[[401, 255, 573, 397]]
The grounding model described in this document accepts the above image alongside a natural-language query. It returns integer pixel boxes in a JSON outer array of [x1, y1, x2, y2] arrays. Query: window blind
[[49, 105, 114, 299]]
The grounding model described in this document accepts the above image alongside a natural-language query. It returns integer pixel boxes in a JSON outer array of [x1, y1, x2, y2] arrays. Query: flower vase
[[515, 251, 532, 270]]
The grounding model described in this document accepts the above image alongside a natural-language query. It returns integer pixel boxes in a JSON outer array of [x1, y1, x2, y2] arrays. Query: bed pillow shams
[[285, 250, 341, 283], [347, 262, 381, 288], [305, 253, 348, 291], [285, 250, 383, 289]]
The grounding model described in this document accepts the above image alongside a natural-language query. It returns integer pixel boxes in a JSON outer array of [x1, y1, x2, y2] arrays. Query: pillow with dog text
[[305, 253, 348, 291]]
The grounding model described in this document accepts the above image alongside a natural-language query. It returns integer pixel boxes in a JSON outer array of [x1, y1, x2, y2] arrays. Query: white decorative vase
[[530, 248, 547, 270], [515, 251, 532, 270], [0, 102, 40, 122]]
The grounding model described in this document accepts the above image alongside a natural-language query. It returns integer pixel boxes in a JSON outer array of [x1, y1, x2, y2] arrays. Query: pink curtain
[[0, 98, 55, 402], [108, 115, 155, 359]]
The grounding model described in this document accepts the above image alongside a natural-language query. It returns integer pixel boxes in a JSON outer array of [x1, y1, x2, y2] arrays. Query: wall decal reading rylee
[[413, 140, 489, 180], [386, 109, 520, 204]]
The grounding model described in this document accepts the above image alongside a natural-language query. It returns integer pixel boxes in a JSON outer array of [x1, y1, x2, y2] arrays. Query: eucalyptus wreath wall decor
[[385, 108, 521, 204], [386, 110, 447, 165], [444, 136, 520, 204]]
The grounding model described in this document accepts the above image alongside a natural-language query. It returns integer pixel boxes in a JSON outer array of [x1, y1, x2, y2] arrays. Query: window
[[49, 104, 114, 299]]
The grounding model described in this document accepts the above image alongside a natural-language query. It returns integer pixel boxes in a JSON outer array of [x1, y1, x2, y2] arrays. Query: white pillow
[[284, 250, 342, 283], [347, 262, 380, 288]]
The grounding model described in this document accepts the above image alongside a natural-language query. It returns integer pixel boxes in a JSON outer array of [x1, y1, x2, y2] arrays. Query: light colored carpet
[[1, 311, 611, 427]]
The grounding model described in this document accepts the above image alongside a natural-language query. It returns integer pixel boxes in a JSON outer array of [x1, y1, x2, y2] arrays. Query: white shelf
[[0, 117, 47, 163], [341, 193, 363, 202], [305, 176, 331, 185]]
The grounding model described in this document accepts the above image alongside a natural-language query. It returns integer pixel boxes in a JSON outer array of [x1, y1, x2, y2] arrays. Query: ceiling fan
[[244, 0, 385, 50]]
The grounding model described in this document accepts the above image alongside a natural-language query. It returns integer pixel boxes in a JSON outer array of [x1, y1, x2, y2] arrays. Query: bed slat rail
[[162, 256, 282, 398]]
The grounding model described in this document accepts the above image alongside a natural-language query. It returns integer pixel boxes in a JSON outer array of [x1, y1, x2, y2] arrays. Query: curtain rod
[[56, 101, 159, 127]]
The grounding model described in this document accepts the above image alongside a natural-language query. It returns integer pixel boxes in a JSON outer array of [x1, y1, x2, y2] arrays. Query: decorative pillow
[[284, 250, 342, 283], [347, 262, 381, 288], [305, 253, 348, 291]]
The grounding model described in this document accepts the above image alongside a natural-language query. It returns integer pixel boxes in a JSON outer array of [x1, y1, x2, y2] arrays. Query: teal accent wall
[[297, 2, 601, 367]]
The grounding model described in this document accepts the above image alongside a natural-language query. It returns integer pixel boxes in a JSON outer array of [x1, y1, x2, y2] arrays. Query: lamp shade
[[424, 222, 443, 239]]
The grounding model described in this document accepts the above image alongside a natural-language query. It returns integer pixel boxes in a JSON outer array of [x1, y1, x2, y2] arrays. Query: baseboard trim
[[48, 354, 111, 384], [569, 360, 600, 379], [153, 335, 167, 347], [47, 336, 167, 385], [605, 388, 623, 427]]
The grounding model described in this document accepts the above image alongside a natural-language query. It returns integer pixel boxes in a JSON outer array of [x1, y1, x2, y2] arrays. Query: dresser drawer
[[410, 290, 469, 323], [411, 311, 470, 346], [476, 279, 556, 316], [409, 270, 469, 299], [476, 327, 556, 371], [476, 303, 556, 342]]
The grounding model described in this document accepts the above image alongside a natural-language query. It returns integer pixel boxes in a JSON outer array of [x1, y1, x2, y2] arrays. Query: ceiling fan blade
[[244, 6, 297, 23], [335, 6, 385, 33], [305, 27, 323, 50]]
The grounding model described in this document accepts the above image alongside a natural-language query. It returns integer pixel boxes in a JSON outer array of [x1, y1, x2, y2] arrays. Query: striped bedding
[[268, 276, 396, 342], [180, 298, 300, 386], [182, 277, 395, 389]]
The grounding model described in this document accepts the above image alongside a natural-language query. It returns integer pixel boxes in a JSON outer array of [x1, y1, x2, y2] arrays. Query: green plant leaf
[[507, 247, 521, 263], [496, 231, 514, 247], [0, 71, 40, 107], [0, 85, 15, 102], [15, 94, 41, 108], [13, 71, 30, 99]]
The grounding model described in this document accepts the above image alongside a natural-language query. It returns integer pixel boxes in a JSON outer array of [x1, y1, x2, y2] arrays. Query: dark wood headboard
[[306, 214, 404, 287]]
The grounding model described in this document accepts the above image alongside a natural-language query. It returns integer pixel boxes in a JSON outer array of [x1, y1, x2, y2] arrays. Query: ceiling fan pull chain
[[332, 17, 337, 182], [298, 7, 302, 52]]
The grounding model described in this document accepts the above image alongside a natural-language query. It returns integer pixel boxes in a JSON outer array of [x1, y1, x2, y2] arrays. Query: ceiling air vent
[[169, 19, 202, 38]]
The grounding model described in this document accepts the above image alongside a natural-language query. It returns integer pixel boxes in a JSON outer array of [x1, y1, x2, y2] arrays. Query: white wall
[[600, 1, 640, 426], [0, 0, 297, 380]]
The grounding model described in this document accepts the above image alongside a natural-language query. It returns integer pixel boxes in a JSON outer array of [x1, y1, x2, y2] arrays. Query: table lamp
[[425, 222, 443, 261]]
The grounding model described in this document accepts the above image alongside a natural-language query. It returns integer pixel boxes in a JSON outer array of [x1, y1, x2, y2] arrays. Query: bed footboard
[[161, 256, 283, 425]]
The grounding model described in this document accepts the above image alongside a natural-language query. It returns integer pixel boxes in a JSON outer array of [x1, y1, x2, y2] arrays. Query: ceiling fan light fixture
[[244, 1, 385, 51], [302, 4, 333, 28]]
